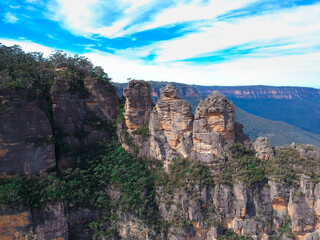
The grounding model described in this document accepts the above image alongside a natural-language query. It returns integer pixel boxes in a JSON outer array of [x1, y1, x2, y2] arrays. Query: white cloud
[[46, 0, 258, 38], [10, 5, 22, 9], [84, 49, 320, 89], [0, 39, 55, 57], [154, 3, 320, 62], [128, 0, 257, 33], [4, 12, 19, 23]]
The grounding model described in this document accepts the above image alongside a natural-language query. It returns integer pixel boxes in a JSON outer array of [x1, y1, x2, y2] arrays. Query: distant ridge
[[236, 107, 320, 147], [194, 85, 320, 99]]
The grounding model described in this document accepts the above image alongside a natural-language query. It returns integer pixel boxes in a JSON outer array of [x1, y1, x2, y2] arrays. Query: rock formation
[[118, 80, 152, 157], [192, 92, 236, 164], [254, 137, 274, 160], [149, 84, 193, 168], [123, 80, 152, 131]]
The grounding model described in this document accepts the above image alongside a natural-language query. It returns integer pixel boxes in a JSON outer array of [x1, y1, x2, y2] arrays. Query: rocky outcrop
[[0, 89, 55, 175], [118, 80, 152, 157], [254, 137, 274, 160], [50, 77, 86, 168], [123, 80, 152, 131], [235, 122, 251, 148], [192, 92, 236, 164], [122, 82, 249, 167], [149, 84, 193, 169]]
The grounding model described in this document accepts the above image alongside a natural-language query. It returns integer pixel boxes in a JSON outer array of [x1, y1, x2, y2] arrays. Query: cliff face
[[154, 144, 320, 240], [51, 73, 119, 168], [2, 80, 320, 240], [0, 90, 55, 175]]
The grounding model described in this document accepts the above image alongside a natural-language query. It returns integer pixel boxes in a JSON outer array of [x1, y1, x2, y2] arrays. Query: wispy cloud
[[4, 12, 19, 23]]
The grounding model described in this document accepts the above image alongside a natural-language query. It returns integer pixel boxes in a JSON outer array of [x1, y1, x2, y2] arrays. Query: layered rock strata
[[123, 80, 152, 130], [149, 84, 193, 168], [120, 82, 248, 165], [192, 92, 236, 164], [118, 80, 152, 157]]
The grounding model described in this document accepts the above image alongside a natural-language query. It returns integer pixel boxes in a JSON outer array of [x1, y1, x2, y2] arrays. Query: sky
[[0, 0, 320, 87]]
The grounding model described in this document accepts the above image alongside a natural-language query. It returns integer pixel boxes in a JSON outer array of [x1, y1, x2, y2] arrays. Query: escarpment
[[2, 77, 320, 240]]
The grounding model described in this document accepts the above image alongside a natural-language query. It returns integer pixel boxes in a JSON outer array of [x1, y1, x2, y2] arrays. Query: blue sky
[[1, 0, 320, 87]]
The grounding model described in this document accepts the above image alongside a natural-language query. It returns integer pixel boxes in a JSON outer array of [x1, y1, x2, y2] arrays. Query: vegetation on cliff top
[[0, 43, 114, 99]]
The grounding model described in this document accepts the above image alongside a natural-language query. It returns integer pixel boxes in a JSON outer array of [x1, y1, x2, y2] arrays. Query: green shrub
[[218, 229, 252, 240], [132, 126, 150, 140], [156, 158, 214, 193], [216, 143, 267, 187], [265, 148, 303, 185]]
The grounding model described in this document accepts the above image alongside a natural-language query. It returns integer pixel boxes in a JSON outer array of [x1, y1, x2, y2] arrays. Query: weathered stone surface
[[314, 183, 320, 216], [123, 80, 152, 131], [300, 175, 315, 209], [290, 143, 320, 161], [117, 212, 155, 239], [288, 189, 316, 235], [214, 184, 234, 218], [0, 89, 55, 175], [192, 92, 235, 163], [84, 80, 119, 123], [32, 202, 68, 240], [233, 182, 248, 219], [118, 80, 152, 157], [242, 219, 257, 235], [0, 204, 33, 240], [149, 84, 193, 168], [254, 137, 274, 160], [206, 226, 223, 239], [51, 76, 119, 168]]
